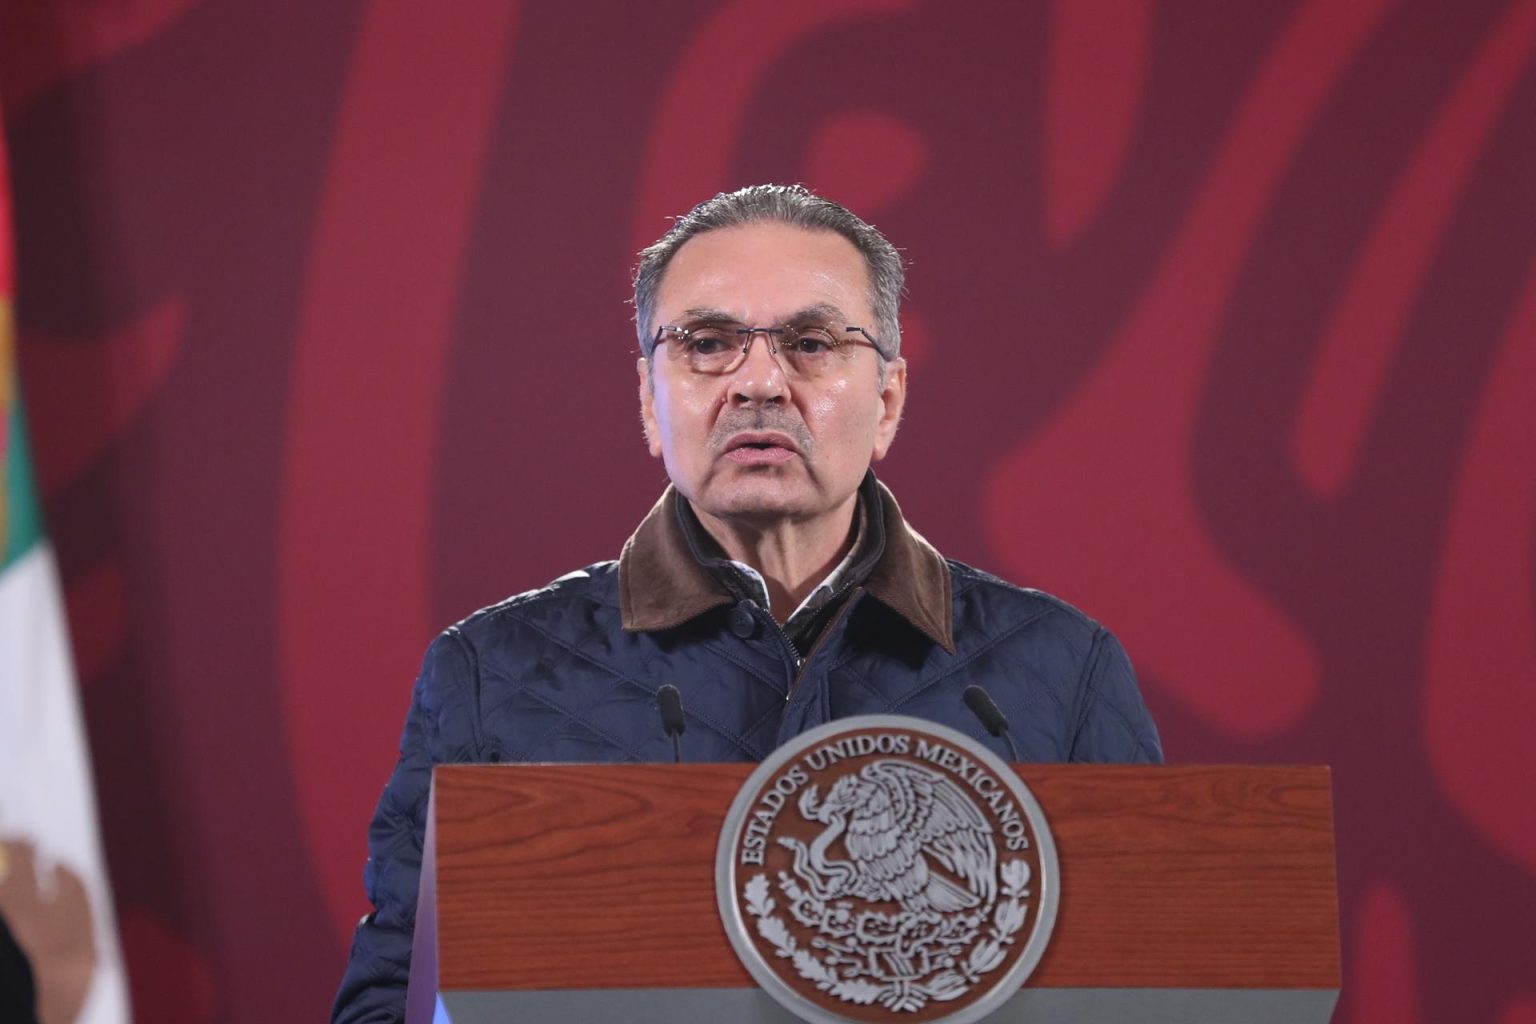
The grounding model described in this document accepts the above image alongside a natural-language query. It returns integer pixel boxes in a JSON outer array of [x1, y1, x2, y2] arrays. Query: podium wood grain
[[429, 763, 1338, 992]]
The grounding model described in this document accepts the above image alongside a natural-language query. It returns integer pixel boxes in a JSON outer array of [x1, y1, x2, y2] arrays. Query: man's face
[[638, 222, 906, 530]]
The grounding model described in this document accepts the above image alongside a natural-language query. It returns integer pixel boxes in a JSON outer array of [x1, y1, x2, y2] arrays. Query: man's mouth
[[722, 432, 799, 464]]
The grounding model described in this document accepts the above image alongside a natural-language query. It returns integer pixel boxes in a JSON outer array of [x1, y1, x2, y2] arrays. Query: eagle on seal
[[778, 759, 997, 914]]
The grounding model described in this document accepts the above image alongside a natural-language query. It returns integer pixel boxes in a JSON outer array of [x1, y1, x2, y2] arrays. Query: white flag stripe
[[0, 542, 130, 1023]]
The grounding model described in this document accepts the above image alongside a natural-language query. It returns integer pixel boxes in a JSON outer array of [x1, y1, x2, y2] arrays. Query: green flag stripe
[[3, 382, 43, 569]]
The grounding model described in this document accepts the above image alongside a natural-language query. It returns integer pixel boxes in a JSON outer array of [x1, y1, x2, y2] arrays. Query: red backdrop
[[3, 0, 1534, 1020]]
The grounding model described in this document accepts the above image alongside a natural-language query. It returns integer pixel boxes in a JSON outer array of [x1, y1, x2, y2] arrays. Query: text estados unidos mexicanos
[[738, 733, 1032, 865]]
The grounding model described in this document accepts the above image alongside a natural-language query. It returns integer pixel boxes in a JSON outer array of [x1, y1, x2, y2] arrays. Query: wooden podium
[[406, 764, 1339, 1023]]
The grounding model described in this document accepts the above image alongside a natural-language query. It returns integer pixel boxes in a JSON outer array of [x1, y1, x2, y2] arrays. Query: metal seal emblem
[[717, 715, 1058, 1024]]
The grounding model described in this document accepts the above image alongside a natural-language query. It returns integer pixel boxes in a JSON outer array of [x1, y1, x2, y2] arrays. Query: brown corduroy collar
[[617, 477, 955, 653]]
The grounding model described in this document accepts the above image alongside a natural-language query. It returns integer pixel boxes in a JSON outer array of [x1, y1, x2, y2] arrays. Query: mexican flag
[[1, 116, 131, 1022]]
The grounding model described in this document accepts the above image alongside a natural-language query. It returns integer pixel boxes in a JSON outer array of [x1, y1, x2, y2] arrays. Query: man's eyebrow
[[675, 307, 738, 324], [784, 303, 847, 325], [672, 303, 849, 325]]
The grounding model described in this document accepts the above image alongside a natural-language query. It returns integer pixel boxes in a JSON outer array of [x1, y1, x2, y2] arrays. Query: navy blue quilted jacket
[[332, 480, 1161, 1022]]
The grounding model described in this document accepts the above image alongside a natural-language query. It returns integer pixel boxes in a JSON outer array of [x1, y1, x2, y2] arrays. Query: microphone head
[[963, 685, 1009, 737], [657, 684, 686, 738]]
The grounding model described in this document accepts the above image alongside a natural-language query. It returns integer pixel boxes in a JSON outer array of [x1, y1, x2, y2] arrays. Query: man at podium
[[332, 184, 1162, 1023]]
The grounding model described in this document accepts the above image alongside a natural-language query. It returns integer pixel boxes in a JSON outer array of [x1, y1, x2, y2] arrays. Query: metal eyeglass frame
[[650, 322, 884, 376]]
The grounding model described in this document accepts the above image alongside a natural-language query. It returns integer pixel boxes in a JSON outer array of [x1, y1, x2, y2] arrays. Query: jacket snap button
[[730, 603, 757, 638]]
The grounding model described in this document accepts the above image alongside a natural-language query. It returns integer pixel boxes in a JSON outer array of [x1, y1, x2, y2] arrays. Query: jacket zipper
[[784, 585, 866, 700], [759, 612, 800, 697]]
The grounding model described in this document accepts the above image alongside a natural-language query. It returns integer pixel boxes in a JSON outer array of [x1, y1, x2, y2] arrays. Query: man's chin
[[690, 481, 817, 524]]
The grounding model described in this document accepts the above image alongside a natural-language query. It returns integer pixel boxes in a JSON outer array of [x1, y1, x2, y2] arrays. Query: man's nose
[[728, 333, 788, 405]]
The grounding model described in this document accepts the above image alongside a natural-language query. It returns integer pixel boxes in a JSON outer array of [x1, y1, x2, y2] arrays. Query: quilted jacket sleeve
[[1067, 628, 1163, 763], [332, 629, 479, 1024]]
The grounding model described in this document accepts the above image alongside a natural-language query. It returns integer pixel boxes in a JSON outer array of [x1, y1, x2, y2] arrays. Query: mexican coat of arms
[[717, 715, 1058, 1024]]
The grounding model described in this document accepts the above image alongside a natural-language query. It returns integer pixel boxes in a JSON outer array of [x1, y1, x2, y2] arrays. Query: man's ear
[[637, 357, 663, 458], [871, 358, 907, 461]]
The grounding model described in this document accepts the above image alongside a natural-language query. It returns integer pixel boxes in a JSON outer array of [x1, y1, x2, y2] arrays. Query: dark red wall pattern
[[2, 1, 1533, 1021]]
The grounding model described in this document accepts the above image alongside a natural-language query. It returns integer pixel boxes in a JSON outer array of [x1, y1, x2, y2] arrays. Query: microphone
[[963, 685, 1020, 763], [657, 684, 686, 763]]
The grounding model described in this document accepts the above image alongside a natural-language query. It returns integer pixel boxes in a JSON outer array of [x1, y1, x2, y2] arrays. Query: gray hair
[[633, 184, 905, 361]]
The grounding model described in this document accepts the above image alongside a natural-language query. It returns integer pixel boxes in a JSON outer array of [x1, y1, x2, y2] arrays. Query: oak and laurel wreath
[[742, 859, 1033, 1013]]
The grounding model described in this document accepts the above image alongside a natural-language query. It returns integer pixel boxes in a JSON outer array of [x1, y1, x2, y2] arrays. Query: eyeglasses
[[651, 321, 883, 380]]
